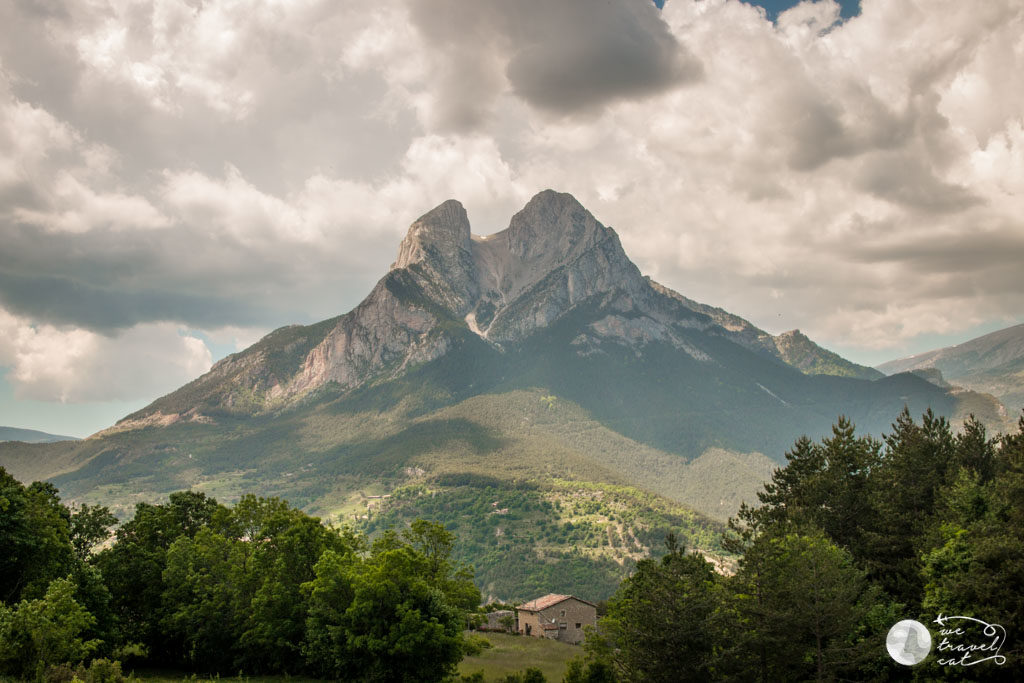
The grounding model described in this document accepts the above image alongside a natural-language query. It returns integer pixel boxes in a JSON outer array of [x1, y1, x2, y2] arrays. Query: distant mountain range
[[0, 190, 999, 599], [877, 323, 1024, 420], [0, 426, 79, 444]]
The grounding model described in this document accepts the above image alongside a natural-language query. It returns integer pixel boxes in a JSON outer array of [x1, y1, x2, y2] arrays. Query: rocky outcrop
[[474, 192, 648, 341], [773, 329, 883, 380], [392, 199, 479, 315], [288, 280, 440, 395]]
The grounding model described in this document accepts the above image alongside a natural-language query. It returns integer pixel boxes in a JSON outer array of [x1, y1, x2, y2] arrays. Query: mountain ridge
[[0, 426, 80, 444], [877, 323, 1024, 417]]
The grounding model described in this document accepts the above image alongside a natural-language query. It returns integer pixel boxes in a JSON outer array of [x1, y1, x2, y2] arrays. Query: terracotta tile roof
[[517, 593, 570, 612], [518, 593, 597, 612], [541, 623, 560, 630]]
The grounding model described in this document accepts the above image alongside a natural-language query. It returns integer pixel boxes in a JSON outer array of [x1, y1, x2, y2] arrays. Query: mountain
[[0, 426, 79, 444], [877, 323, 1024, 420], [0, 190, 982, 599], [111, 191, 880, 429]]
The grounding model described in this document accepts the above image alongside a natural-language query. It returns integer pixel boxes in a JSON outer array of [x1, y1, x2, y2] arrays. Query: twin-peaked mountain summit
[[124, 190, 882, 426]]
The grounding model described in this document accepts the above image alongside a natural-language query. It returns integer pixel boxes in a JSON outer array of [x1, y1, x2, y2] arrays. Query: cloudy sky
[[2, 0, 1022, 437]]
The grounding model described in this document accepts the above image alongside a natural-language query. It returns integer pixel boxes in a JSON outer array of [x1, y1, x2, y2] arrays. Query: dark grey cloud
[[855, 152, 980, 213], [781, 87, 911, 171], [0, 0, 1020, 371], [406, 0, 700, 124], [503, 0, 700, 113], [0, 223, 265, 331], [0, 269, 266, 331], [0, 1, 418, 336], [848, 225, 1024, 273], [0, 219, 395, 334]]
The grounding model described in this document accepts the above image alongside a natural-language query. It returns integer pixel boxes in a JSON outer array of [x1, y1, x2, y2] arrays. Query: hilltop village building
[[516, 594, 597, 645]]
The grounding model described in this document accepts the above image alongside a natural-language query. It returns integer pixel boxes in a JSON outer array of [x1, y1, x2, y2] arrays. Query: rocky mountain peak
[[392, 199, 472, 271], [503, 189, 610, 265], [773, 328, 883, 380], [383, 190, 639, 341]]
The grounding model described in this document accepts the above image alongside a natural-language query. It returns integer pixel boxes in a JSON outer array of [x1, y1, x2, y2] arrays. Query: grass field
[[458, 631, 580, 681], [123, 632, 579, 682], [128, 669, 320, 682]]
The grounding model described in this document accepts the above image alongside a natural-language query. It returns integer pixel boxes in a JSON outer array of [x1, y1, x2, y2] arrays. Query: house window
[[576, 623, 581, 629], [560, 609, 565, 617]]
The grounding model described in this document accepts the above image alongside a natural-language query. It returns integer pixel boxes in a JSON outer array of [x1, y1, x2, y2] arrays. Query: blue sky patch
[[655, 0, 861, 22]]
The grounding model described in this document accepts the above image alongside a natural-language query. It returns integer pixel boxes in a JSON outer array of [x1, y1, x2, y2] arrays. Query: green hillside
[[56, 288, 983, 530], [362, 479, 726, 601], [2, 358, 761, 601]]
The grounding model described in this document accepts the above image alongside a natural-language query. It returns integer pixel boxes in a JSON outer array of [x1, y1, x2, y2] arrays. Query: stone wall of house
[[518, 598, 596, 645], [517, 609, 545, 638]]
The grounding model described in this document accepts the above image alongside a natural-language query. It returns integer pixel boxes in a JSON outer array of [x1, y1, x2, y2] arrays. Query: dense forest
[[2, 408, 1022, 681], [0, 480, 478, 681], [574, 409, 1024, 682]]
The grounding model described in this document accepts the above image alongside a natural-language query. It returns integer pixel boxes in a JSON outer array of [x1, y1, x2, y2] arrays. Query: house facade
[[516, 594, 597, 645]]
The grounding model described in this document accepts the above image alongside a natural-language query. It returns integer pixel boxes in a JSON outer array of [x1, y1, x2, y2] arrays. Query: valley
[[0, 190, 1010, 603]]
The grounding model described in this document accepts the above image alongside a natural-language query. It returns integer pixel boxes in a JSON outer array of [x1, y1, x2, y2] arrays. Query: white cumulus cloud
[[0, 307, 212, 403]]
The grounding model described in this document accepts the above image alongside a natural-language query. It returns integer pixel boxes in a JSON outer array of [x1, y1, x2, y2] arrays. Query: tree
[[723, 530, 893, 682], [498, 668, 547, 683], [863, 408, 957, 604], [161, 528, 240, 671], [68, 561, 118, 658], [304, 528, 467, 682], [302, 549, 358, 678], [160, 494, 356, 673], [0, 469, 75, 603], [402, 519, 481, 610], [563, 657, 616, 683], [954, 414, 996, 483], [586, 534, 723, 682], [69, 504, 118, 561], [94, 490, 223, 662], [919, 416, 1024, 680], [0, 578, 100, 679], [347, 545, 464, 682], [754, 419, 881, 557], [233, 497, 355, 673]]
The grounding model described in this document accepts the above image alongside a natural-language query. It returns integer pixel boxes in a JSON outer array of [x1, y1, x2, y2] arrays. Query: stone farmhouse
[[516, 594, 597, 645]]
